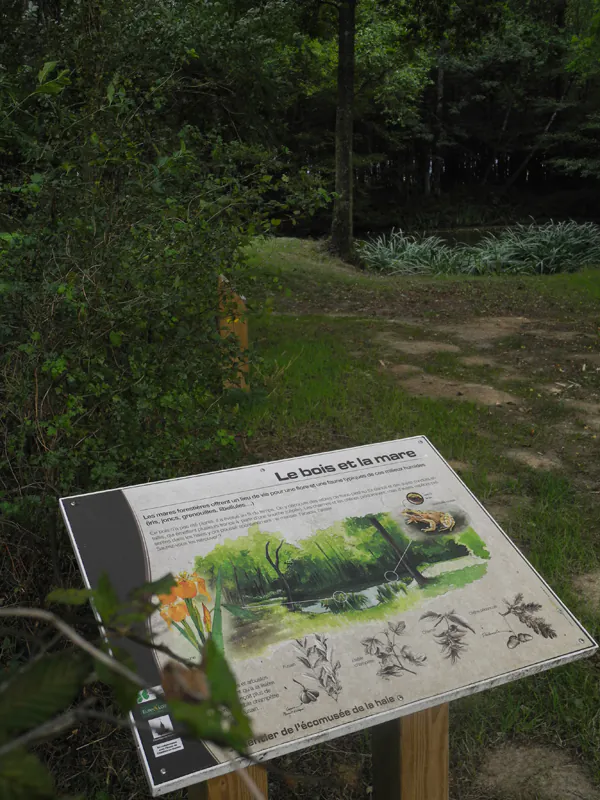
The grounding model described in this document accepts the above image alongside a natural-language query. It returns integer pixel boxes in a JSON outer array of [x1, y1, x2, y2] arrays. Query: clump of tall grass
[[376, 581, 408, 603], [356, 229, 463, 275], [357, 221, 600, 276], [472, 221, 600, 275], [321, 592, 369, 613]]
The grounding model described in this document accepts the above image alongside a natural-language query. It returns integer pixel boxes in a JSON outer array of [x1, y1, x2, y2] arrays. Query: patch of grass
[[249, 314, 510, 467], [247, 236, 600, 320]]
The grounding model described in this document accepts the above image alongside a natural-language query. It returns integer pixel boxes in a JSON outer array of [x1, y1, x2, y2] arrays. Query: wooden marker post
[[371, 704, 449, 800], [218, 275, 249, 391], [188, 765, 268, 800]]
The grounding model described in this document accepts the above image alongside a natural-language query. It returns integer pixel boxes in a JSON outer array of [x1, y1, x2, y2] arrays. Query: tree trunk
[[367, 516, 432, 587], [330, 0, 356, 260], [265, 541, 296, 608], [255, 566, 266, 595], [504, 81, 572, 191], [482, 103, 512, 186], [231, 561, 243, 604], [431, 48, 446, 197]]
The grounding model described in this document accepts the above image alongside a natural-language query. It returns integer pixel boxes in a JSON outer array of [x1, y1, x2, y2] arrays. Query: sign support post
[[371, 704, 449, 800], [188, 765, 268, 800], [218, 275, 249, 391]]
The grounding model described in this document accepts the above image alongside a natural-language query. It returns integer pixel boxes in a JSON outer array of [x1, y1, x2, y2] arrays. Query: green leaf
[[211, 570, 223, 653], [35, 70, 71, 96], [93, 573, 119, 623], [109, 331, 122, 347], [222, 603, 256, 621], [0, 652, 89, 737], [202, 639, 250, 736], [94, 646, 138, 712], [0, 749, 54, 799], [46, 588, 92, 606], [165, 641, 252, 750], [107, 83, 115, 104], [270, 218, 281, 227], [168, 699, 233, 748], [129, 573, 176, 600], [37, 61, 57, 85]]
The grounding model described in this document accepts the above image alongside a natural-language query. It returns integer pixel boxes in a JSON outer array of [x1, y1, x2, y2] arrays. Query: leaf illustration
[[420, 611, 441, 622], [400, 646, 427, 666], [297, 656, 311, 669], [362, 637, 384, 656], [507, 634, 520, 649], [447, 614, 476, 633], [388, 621, 406, 636], [377, 664, 405, 678], [520, 602, 542, 613], [513, 593, 524, 605]]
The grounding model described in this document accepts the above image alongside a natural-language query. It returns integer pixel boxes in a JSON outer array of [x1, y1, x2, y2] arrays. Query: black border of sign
[[59, 435, 598, 797]]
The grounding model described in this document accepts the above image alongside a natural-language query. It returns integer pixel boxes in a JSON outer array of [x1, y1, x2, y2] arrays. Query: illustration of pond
[[191, 512, 491, 657], [226, 555, 488, 658]]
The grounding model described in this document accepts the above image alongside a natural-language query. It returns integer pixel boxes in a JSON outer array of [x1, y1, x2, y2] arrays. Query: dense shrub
[[357, 221, 600, 276], [0, 48, 326, 565]]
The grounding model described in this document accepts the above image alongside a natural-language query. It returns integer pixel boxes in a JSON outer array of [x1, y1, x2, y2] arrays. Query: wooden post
[[218, 275, 249, 391], [188, 766, 268, 800], [370, 704, 449, 800]]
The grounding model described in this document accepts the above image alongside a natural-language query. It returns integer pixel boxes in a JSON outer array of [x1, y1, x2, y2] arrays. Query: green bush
[[0, 57, 326, 551]]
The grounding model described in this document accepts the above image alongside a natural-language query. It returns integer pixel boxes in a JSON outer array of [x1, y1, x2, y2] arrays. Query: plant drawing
[[507, 632, 533, 649], [361, 620, 427, 679], [158, 569, 225, 654], [420, 610, 476, 664], [294, 634, 342, 701], [292, 678, 319, 704], [501, 594, 557, 639]]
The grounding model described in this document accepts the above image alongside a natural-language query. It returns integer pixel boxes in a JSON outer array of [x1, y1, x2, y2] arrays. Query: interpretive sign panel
[[60, 436, 597, 796]]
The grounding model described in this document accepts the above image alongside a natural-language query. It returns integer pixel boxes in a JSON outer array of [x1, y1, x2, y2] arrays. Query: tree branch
[[274, 540, 284, 571]]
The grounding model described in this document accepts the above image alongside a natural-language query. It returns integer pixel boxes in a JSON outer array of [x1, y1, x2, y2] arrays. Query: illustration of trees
[[366, 515, 432, 587], [265, 539, 296, 608]]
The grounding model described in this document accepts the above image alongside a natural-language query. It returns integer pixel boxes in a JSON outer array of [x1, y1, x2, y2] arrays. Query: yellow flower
[[160, 609, 172, 628], [158, 586, 178, 605], [202, 603, 212, 633], [174, 580, 197, 599], [191, 572, 212, 602], [168, 603, 189, 623]]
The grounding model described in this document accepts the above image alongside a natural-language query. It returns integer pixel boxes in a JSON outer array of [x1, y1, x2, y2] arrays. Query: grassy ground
[[242, 237, 600, 799]]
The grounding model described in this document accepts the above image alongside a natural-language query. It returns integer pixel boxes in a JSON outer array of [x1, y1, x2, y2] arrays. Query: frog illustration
[[402, 509, 456, 534]]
